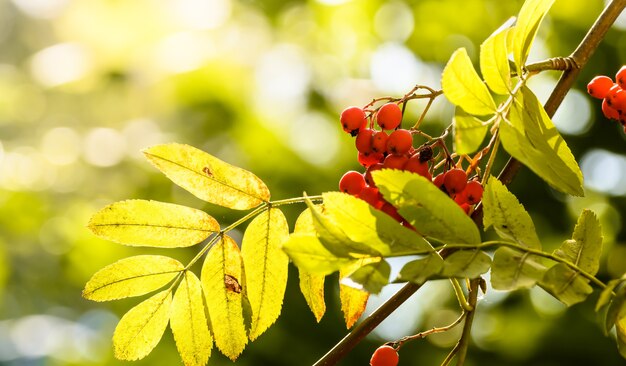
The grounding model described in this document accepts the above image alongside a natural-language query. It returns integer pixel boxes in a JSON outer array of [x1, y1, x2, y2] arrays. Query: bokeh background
[[1, 0, 626, 365]]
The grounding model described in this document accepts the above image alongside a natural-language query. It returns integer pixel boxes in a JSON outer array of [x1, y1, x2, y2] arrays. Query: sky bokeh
[[1, 0, 626, 365]]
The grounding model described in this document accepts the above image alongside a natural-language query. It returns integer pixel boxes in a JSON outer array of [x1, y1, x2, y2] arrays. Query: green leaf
[[241, 208, 290, 341], [83, 255, 184, 301], [442, 47, 497, 116], [512, 0, 555, 73], [292, 208, 326, 322], [305, 197, 382, 257], [453, 107, 489, 155], [597, 279, 622, 313], [322, 192, 435, 256], [373, 169, 481, 245], [490, 247, 546, 290], [171, 271, 212, 366], [88, 200, 219, 248], [540, 263, 593, 306], [501, 87, 583, 196], [482, 177, 541, 249], [201, 235, 247, 361], [344, 259, 391, 294], [442, 250, 492, 278], [606, 285, 626, 335], [143, 143, 270, 210], [282, 233, 357, 274], [553, 209, 603, 276], [340, 265, 369, 328], [480, 26, 512, 95], [113, 289, 172, 361], [397, 254, 444, 284]]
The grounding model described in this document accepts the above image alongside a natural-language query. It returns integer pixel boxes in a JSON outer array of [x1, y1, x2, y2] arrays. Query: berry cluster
[[370, 345, 399, 366], [338, 102, 484, 223], [587, 66, 626, 129]]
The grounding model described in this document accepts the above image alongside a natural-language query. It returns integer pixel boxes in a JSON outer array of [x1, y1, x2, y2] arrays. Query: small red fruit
[[355, 128, 375, 154], [340, 106, 367, 135], [616, 66, 626, 89], [383, 154, 409, 170], [372, 131, 389, 154], [463, 180, 484, 205], [606, 84, 622, 106], [339, 171, 366, 195], [370, 345, 399, 366], [432, 173, 445, 190], [602, 98, 620, 120], [358, 151, 384, 167], [376, 103, 403, 130], [404, 154, 431, 180], [460, 203, 471, 215], [443, 168, 468, 195], [587, 76, 614, 99], [386, 129, 413, 155]]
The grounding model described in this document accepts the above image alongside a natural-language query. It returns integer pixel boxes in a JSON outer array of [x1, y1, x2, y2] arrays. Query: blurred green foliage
[[1, 0, 626, 365]]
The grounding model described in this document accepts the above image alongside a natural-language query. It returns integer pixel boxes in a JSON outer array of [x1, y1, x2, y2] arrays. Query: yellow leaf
[[201, 235, 247, 360], [294, 208, 326, 322], [88, 200, 219, 247], [113, 289, 172, 361], [242, 208, 290, 340], [83, 255, 183, 301], [143, 143, 270, 210], [340, 279, 369, 329], [171, 271, 213, 366]]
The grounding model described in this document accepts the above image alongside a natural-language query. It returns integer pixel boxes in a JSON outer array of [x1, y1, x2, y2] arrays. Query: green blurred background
[[1, 0, 626, 365]]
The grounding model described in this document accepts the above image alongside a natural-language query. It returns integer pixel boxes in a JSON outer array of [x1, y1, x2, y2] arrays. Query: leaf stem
[[393, 310, 466, 350], [270, 195, 323, 207], [454, 278, 479, 366], [451, 279, 473, 312]]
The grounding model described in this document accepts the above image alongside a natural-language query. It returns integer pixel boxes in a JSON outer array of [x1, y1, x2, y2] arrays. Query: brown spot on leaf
[[203, 166, 213, 176], [224, 274, 242, 293]]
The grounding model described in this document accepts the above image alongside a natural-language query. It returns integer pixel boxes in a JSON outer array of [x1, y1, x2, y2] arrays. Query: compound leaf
[[322, 192, 435, 256], [340, 265, 369, 328], [83, 255, 184, 301], [491, 247, 546, 290], [442, 250, 492, 278], [453, 107, 489, 155], [480, 26, 512, 95], [113, 289, 172, 361], [241, 207, 289, 341], [442, 47, 497, 116], [540, 263, 593, 306], [501, 86, 583, 196], [374, 169, 481, 245], [144, 143, 270, 210], [397, 253, 444, 284], [512, 0, 555, 73], [201, 235, 247, 360], [88, 200, 219, 248], [553, 209, 603, 276], [483, 177, 541, 249], [293, 208, 326, 322], [171, 271, 212, 366]]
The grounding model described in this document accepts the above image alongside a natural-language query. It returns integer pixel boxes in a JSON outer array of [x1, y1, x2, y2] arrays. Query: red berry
[[463, 180, 484, 205], [602, 98, 620, 120], [433, 173, 445, 190], [358, 187, 383, 209], [372, 131, 389, 154], [365, 163, 384, 186], [454, 193, 468, 205], [612, 91, 626, 113], [358, 151, 384, 167], [339, 171, 366, 195], [460, 203, 471, 215], [616, 66, 626, 89], [376, 103, 403, 130], [587, 76, 614, 99], [383, 154, 409, 170], [381, 203, 403, 223], [356, 128, 375, 154], [606, 84, 622, 106], [386, 129, 413, 155], [370, 345, 399, 366], [443, 168, 467, 195], [340, 106, 367, 135], [404, 154, 431, 180]]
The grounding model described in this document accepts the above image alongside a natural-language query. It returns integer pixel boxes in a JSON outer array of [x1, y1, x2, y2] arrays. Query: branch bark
[[313, 1, 626, 365]]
